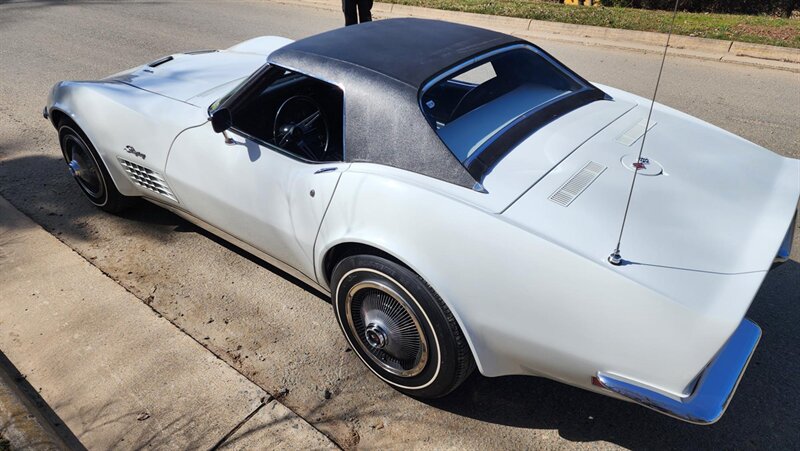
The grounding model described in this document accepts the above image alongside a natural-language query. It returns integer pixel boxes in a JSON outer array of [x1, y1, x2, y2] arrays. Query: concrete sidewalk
[[278, 0, 800, 73], [0, 196, 338, 450]]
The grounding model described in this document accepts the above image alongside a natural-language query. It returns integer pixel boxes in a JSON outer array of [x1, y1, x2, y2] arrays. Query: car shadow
[[1, 153, 798, 448], [172, 215, 329, 302], [0, 153, 328, 300]]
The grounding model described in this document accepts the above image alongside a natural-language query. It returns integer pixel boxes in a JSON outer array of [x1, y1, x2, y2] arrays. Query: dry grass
[[386, 0, 800, 48]]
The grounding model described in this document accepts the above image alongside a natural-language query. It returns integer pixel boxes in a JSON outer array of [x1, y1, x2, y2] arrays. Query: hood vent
[[118, 158, 177, 202], [616, 118, 657, 147], [549, 161, 606, 207], [147, 55, 174, 68], [184, 49, 218, 55]]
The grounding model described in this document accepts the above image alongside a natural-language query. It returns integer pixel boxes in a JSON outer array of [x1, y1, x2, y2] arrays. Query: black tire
[[331, 254, 475, 398], [58, 121, 130, 213]]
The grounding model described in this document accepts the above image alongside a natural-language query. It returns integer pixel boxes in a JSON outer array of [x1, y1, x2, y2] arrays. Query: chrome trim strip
[[143, 196, 330, 296], [419, 43, 592, 98], [595, 318, 761, 425]]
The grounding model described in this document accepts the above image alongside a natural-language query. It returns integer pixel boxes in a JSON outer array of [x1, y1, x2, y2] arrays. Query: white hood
[[106, 36, 293, 106]]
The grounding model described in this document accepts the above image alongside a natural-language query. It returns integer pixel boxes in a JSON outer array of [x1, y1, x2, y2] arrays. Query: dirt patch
[[734, 23, 800, 42]]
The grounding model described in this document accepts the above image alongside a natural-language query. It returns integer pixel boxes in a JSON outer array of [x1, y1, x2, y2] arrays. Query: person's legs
[[342, 0, 358, 26], [356, 0, 373, 23]]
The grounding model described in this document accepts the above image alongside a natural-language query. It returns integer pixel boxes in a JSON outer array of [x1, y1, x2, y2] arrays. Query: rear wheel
[[58, 122, 130, 213], [331, 254, 475, 398]]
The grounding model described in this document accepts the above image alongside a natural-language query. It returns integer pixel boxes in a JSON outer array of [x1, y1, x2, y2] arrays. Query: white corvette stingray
[[45, 19, 799, 424]]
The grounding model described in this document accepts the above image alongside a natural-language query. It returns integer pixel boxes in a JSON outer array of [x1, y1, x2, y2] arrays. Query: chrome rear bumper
[[594, 319, 761, 425]]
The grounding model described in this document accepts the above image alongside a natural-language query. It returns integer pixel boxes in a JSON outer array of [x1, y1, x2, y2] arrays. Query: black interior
[[232, 70, 344, 162]]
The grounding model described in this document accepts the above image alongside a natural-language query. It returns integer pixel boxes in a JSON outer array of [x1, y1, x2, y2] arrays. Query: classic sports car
[[45, 19, 798, 424]]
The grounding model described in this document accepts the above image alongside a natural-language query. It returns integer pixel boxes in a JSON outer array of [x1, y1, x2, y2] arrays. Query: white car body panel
[[313, 164, 770, 399], [165, 124, 347, 280], [107, 36, 292, 105], [48, 37, 293, 197], [45, 30, 799, 420], [48, 81, 206, 196], [312, 82, 798, 397], [475, 97, 637, 211]]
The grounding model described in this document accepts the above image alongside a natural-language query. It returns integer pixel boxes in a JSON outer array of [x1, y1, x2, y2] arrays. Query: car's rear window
[[420, 45, 604, 178]]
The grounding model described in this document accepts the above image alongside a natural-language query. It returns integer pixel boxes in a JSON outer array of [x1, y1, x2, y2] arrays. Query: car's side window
[[230, 68, 344, 162]]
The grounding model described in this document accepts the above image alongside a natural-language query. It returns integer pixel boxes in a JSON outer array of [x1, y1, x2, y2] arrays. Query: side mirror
[[210, 108, 233, 133]]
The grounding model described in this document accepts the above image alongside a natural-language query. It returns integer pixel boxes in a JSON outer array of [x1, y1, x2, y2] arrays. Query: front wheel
[[58, 122, 130, 213], [331, 254, 475, 398]]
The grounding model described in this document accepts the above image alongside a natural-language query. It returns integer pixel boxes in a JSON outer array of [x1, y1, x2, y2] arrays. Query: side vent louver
[[118, 158, 177, 202], [549, 161, 606, 207]]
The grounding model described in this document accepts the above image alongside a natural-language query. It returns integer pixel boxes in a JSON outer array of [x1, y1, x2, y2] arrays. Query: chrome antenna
[[609, 0, 681, 266]]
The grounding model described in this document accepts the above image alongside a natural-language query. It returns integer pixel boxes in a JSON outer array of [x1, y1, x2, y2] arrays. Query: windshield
[[209, 64, 278, 113], [420, 45, 603, 176], [209, 78, 246, 112]]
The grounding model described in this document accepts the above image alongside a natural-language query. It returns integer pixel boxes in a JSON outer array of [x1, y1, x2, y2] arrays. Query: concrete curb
[[0, 366, 65, 450], [277, 0, 800, 72], [0, 195, 338, 450]]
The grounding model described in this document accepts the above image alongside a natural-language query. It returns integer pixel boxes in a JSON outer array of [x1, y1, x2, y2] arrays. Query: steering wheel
[[273, 96, 330, 161]]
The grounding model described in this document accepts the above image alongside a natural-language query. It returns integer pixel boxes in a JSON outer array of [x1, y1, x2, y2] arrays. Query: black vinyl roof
[[266, 19, 602, 189], [270, 18, 520, 89]]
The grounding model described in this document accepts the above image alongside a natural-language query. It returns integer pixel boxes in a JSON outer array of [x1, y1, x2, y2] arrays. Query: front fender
[[47, 80, 205, 198]]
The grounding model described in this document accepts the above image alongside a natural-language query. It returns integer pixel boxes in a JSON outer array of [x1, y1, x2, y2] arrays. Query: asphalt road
[[1, 1, 798, 449]]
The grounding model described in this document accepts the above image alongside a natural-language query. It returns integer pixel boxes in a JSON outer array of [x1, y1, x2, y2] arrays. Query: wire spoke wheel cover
[[332, 255, 475, 398], [346, 280, 428, 377]]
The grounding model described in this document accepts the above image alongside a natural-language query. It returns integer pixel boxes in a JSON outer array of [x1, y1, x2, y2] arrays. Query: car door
[[164, 67, 347, 281]]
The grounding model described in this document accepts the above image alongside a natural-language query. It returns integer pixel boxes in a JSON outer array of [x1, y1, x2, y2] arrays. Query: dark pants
[[342, 0, 373, 26]]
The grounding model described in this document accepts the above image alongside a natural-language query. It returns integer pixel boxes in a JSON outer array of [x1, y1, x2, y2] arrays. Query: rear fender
[[315, 166, 759, 398]]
